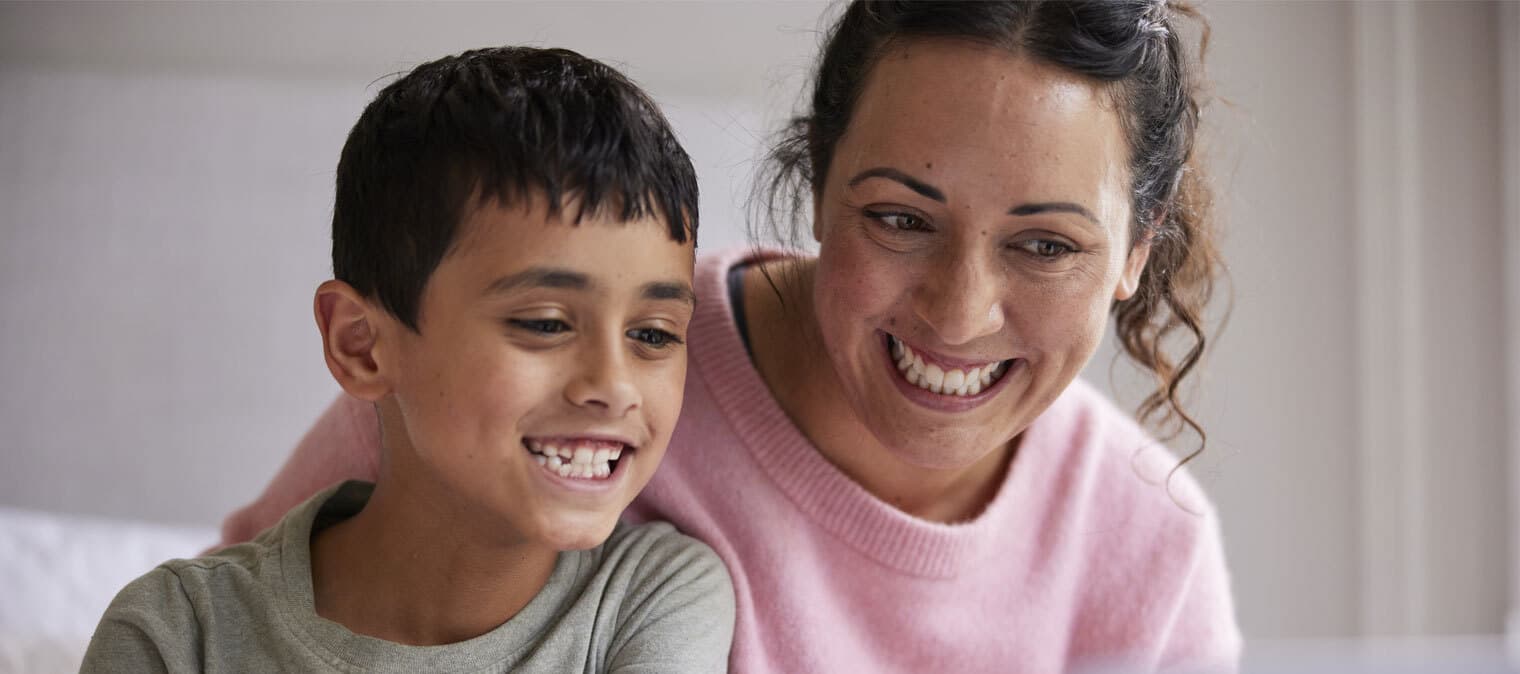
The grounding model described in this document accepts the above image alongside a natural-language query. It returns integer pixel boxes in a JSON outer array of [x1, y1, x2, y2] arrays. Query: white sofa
[[0, 507, 215, 673]]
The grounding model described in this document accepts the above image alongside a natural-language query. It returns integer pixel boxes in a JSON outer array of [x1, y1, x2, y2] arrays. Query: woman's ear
[[1114, 233, 1154, 302], [314, 280, 392, 401]]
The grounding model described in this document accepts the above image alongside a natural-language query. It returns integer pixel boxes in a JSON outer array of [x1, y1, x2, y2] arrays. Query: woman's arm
[[1157, 512, 1244, 673], [218, 394, 381, 545]]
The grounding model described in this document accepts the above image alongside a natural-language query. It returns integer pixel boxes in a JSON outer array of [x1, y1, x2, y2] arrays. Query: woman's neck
[[309, 469, 558, 646], [740, 258, 1014, 524]]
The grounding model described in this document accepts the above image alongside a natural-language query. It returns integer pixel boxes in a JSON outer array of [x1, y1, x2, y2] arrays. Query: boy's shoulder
[[80, 530, 291, 672], [558, 521, 734, 672], [586, 520, 731, 596], [80, 486, 337, 673]]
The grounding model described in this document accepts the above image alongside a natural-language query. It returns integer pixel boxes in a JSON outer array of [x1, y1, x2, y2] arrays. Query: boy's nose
[[564, 347, 641, 417]]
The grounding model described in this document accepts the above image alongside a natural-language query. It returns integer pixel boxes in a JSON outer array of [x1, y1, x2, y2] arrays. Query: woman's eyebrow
[[1009, 202, 1101, 228], [850, 167, 1101, 231], [847, 167, 945, 203]]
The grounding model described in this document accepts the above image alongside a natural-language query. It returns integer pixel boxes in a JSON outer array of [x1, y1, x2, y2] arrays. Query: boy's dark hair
[[333, 46, 699, 331]]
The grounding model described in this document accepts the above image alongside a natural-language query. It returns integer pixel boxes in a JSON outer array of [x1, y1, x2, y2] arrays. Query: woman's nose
[[912, 253, 1005, 346], [563, 343, 642, 418]]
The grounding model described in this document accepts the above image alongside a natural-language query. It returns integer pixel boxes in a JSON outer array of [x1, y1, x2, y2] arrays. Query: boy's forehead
[[443, 197, 695, 292]]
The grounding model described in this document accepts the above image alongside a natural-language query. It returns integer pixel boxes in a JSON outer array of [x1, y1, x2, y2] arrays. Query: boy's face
[[377, 197, 695, 551]]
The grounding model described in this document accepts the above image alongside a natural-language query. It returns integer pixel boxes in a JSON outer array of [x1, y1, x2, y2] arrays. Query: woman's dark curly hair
[[754, 0, 1222, 466]]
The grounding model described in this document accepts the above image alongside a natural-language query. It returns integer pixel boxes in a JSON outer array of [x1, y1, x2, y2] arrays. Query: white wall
[[0, 1, 822, 527], [0, 0, 1510, 643]]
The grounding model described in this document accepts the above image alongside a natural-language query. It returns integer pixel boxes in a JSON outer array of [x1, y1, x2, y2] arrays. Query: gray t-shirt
[[81, 481, 734, 673]]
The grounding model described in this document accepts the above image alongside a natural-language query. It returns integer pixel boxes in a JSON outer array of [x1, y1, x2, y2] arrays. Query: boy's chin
[[532, 514, 621, 552]]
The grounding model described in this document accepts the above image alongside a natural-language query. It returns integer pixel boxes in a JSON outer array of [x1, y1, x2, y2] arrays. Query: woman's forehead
[[834, 40, 1131, 218], [858, 42, 1120, 149]]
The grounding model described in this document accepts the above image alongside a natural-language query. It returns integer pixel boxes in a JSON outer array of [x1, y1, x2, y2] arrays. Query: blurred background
[[1, 1, 1516, 671]]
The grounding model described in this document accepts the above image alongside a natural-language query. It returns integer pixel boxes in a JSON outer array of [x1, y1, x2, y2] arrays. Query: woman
[[222, 1, 1241, 670]]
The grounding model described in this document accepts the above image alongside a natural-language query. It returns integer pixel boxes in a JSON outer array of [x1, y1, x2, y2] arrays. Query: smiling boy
[[81, 47, 733, 672]]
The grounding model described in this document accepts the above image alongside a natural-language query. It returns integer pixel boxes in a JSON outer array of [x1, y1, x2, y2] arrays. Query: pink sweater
[[223, 249, 1241, 672]]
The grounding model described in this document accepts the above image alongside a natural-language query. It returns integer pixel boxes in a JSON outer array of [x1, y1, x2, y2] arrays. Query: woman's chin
[[891, 437, 1010, 473]]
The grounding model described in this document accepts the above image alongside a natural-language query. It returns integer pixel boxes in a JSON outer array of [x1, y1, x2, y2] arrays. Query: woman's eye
[[509, 318, 571, 335], [864, 209, 929, 232], [627, 327, 683, 349], [1018, 239, 1075, 259]]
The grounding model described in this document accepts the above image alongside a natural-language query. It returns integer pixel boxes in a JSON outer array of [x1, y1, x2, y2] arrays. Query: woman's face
[[810, 39, 1149, 470]]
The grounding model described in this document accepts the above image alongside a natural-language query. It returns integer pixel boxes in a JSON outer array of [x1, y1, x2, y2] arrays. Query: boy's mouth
[[522, 437, 631, 481]]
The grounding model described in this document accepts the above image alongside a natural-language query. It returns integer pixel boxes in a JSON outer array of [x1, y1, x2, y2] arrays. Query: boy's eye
[[509, 318, 571, 335], [627, 327, 683, 349]]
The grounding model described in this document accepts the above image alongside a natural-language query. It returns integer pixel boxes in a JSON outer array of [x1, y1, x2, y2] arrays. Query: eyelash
[[863, 208, 931, 232], [1016, 239, 1077, 259], [626, 328, 683, 349], [508, 319, 684, 349], [510, 318, 570, 335], [863, 204, 1085, 269]]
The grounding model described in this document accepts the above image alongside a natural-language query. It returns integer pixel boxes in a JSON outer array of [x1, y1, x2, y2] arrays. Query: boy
[[81, 46, 733, 672]]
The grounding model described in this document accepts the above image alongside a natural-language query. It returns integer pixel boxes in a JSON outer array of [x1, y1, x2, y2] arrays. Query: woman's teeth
[[524, 439, 623, 480], [889, 335, 1008, 397]]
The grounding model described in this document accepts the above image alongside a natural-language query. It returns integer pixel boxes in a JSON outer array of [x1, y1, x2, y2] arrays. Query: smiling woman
[[219, 1, 1239, 671], [764, 38, 1159, 515]]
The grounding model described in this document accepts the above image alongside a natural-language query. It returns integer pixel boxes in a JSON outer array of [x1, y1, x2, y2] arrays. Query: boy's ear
[[314, 280, 392, 401]]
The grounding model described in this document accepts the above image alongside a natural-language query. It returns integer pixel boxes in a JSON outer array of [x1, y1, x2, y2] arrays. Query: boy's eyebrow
[[485, 267, 589, 295], [484, 269, 695, 307], [642, 281, 697, 307]]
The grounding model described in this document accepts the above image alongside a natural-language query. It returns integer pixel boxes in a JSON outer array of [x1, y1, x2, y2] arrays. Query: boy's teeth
[[525, 439, 626, 481], [887, 335, 1010, 398]]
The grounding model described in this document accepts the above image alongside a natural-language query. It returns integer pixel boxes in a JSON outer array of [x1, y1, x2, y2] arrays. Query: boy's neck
[[309, 473, 559, 646]]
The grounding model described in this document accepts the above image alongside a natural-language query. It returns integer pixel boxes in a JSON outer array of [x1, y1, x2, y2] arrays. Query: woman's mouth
[[522, 438, 630, 481], [884, 333, 1013, 397]]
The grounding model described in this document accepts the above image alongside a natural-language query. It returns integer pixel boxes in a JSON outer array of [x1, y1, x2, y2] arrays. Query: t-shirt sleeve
[[606, 532, 736, 673], [1158, 511, 1243, 673], [79, 568, 202, 674], [217, 394, 381, 547]]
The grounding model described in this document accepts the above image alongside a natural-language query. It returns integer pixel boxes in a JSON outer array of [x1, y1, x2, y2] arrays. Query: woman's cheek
[[819, 229, 906, 318], [1014, 280, 1108, 358]]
